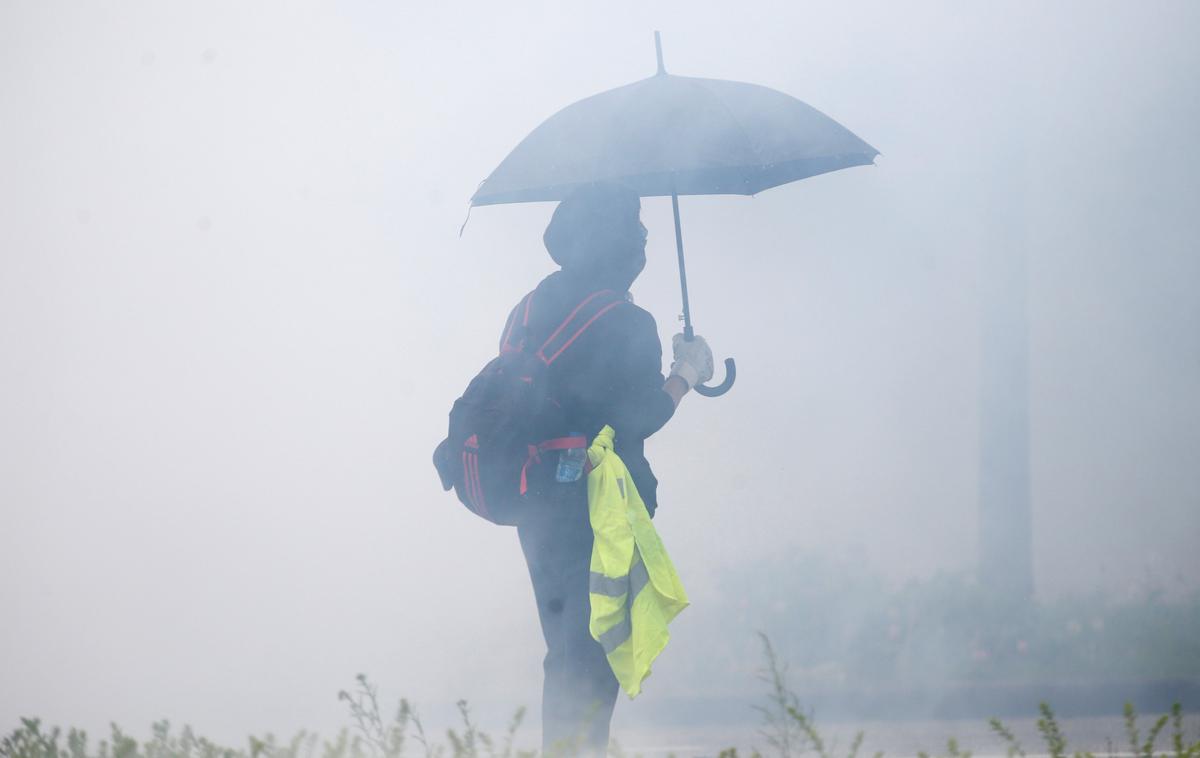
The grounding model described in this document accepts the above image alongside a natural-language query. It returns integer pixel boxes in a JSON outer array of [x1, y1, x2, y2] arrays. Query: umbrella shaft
[[670, 191, 694, 340]]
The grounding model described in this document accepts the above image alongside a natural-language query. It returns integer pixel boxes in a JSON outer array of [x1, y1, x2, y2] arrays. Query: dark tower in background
[[978, 143, 1034, 601]]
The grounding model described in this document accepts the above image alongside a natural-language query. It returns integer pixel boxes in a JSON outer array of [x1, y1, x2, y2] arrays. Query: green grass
[[4, 638, 1198, 758]]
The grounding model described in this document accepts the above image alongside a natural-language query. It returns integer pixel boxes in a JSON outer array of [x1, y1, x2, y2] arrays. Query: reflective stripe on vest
[[589, 556, 650, 598], [592, 558, 650, 654]]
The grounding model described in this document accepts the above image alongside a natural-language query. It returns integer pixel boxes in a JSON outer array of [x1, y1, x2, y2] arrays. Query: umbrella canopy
[[470, 34, 877, 397], [471, 72, 878, 206]]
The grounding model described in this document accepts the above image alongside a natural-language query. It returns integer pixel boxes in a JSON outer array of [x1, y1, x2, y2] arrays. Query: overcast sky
[[1, 0, 1197, 747]]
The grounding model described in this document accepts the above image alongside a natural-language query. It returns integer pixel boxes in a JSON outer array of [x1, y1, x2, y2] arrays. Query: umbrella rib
[[687, 77, 758, 168]]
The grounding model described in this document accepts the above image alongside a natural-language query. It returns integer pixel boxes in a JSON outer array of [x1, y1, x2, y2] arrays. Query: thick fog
[[2, 0, 1197, 750]]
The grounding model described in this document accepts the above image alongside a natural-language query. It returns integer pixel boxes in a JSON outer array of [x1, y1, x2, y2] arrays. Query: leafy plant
[[753, 632, 803, 758], [752, 633, 880, 758], [988, 700, 1200, 758], [3, 657, 1199, 758]]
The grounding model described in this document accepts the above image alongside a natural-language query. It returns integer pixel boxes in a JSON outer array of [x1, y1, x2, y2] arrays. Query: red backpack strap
[[536, 289, 626, 366], [499, 291, 536, 354]]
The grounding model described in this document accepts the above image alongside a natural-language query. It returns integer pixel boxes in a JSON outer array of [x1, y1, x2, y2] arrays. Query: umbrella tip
[[654, 30, 666, 75]]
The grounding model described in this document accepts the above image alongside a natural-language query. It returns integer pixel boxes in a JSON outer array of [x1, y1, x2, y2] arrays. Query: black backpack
[[433, 287, 627, 525]]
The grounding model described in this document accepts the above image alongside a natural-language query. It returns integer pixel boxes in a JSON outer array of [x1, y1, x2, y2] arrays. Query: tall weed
[[3, 649, 1199, 758]]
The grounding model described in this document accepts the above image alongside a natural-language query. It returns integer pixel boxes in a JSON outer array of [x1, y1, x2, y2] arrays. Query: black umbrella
[[472, 32, 878, 396]]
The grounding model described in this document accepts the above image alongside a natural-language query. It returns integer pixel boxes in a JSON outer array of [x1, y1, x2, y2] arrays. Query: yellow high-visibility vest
[[586, 425, 689, 698]]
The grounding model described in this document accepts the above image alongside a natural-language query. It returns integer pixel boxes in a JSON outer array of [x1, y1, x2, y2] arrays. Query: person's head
[[543, 182, 647, 291]]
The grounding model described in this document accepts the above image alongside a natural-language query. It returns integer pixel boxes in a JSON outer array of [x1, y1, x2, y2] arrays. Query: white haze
[[1, 0, 1197, 747]]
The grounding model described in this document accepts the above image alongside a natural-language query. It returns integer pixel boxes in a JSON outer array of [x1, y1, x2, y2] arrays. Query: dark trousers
[[518, 493, 619, 756]]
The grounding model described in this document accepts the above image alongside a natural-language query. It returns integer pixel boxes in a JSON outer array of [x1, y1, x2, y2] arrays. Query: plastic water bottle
[[556, 432, 587, 483]]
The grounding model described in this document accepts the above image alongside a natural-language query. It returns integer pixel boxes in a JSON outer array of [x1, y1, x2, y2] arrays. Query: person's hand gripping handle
[[670, 330, 736, 397]]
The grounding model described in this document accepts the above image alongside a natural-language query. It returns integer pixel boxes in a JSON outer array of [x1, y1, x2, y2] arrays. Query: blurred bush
[[676, 550, 1200, 692]]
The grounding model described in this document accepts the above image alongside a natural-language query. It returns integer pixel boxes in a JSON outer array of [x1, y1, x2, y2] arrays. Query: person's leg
[[556, 527, 620, 753], [517, 497, 619, 756], [518, 510, 573, 753]]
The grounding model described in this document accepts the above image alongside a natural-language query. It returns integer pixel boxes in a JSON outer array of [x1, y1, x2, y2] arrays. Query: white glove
[[670, 333, 714, 389]]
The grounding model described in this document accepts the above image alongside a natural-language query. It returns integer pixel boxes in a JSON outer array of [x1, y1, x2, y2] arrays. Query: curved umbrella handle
[[694, 358, 736, 397]]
